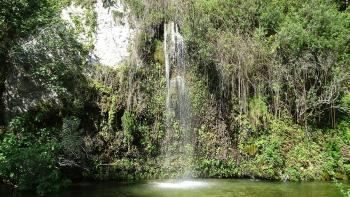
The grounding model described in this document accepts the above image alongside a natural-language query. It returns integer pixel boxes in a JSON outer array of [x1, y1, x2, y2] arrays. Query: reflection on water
[[1, 179, 348, 197]]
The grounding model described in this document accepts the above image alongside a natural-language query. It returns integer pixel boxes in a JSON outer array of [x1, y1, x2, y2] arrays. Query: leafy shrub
[[0, 118, 65, 195], [122, 111, 136, 144], [254, 136, 284, 179], [196, 158, 238, 178]]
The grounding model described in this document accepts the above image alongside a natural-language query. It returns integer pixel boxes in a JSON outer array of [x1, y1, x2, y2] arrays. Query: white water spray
[[163, 22, 192, 176]]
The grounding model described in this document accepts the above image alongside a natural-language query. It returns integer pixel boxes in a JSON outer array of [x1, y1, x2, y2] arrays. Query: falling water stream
[[162, 21, 193, 177]]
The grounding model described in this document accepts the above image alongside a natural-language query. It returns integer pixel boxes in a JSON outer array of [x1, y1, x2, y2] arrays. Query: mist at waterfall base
[[161, 22, 193, 178]]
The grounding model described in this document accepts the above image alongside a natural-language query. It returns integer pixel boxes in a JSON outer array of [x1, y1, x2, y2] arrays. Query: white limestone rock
[[61, 0, 136, 68]]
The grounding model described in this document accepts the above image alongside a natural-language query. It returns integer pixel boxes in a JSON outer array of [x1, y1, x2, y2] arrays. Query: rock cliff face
[[4, 66, 60, 121], [62, 0, 136, 67]]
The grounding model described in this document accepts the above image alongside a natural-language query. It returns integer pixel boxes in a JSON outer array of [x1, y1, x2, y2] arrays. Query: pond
[[1, 179, 349, 197]]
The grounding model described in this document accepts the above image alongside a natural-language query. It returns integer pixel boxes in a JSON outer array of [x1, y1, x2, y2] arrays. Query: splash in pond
[[153, 180, 211, 189]]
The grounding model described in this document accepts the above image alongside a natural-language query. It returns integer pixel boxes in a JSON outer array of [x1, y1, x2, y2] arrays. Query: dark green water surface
[[1, 179, 349, 197]]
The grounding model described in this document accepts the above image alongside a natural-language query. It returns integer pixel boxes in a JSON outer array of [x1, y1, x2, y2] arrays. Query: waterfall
[[163, 22, 192, 177]]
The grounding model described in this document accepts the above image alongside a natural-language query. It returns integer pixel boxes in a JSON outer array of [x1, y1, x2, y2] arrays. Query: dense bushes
[[0, 116, 65, 194], [184, 0, 350, 126]]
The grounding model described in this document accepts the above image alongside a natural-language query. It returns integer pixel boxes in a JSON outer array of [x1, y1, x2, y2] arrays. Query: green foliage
[[124, 0, 144, 18], [154, 40, 164, 65], [249, 96, 269, 132], [61, 117, 83, 160], [340, 94, 350, 114], [0, 0, 59, 40], [255, 137, 284, 178], [196, 158, 238, 178], [107, 96, 118, 127], [85, 9, 97, 39], [70, 0, 96, 8], [122, 111, 136, 144], [0, 117, 66, 195], [112, 10, 124, 25], [9, 21, 86, 95], [244, 144, 258, 156]]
